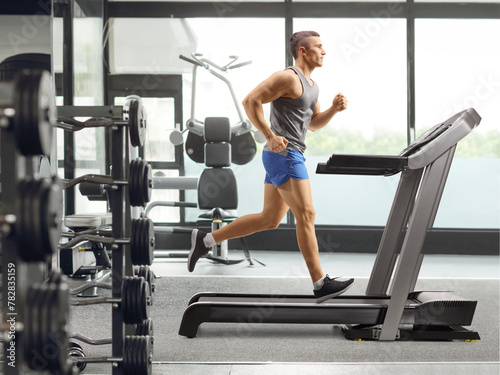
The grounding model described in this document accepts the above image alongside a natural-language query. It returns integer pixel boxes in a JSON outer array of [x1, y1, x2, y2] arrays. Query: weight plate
[[45, 284, 59, 371], [48, 283, 70, 373], [123, 336, 134, 375], [14, 70, 55, 156], [37, 284, 51, 366], [122, 277, 132, 324], [139, 219, 148, 266], [135, 219, 146, 266], [68, 341, 87, 372], [185, 132, 205, 163], [22, 180, 46, 261], [40, 181, 63, 257], [135, 318, 153, 337], [130, 219, 140, 265], [16, 179, 31, 261], [146, 218, 155, 266], [131, 219, 144, 266], [123, 277, 143, 325], [135, 277, 144, 324], [137, 266, 154, 306], [129, 158, 146, 207], [128, 159, 137, 206], [142, 161, 152, 205], [30, 180, 46, 261], [137, 159, 147, 207], [123, 336, 152, 375], [142, 280, 150, 322], [24, 285, 41, 364], [129, 99, 146, 148]]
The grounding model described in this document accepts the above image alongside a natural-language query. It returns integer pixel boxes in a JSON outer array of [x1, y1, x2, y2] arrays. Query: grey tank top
[[264, 66, 319, 155]]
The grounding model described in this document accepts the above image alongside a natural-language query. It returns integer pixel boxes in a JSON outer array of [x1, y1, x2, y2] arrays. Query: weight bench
[[61, 212, 113, 297]]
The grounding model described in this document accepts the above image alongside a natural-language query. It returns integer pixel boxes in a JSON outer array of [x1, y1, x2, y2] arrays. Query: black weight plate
[[142, 162, 152, 205], [123, 336, 134, 374], [131, 278, 140, 326], [137, 266, 154, 306], [131, 219, 146, 266], [125, 335, 150, 375], [49, 283, 70, 373], [140, 219, 148, 266], [48, 269, 63, 285], [134, 159, 147, 207], [14, 70, 55, 156], [30, 180, 46, 261], [137, 277, 149, 323], [68, 341, 83, 350], [231, 132, 257, 165], [37, 284, 51, 366], [68, 341, 87, 372], [135, 318, 153, 337], [13, 71, 31, 154], [129, 158, 145, 207], [134, 277, 143, 324], [185, 132, 205, 163], [16, 179, 30, 261], [40, 181, 63, 257], [24, 285, 40, 363], [45, 284, 60, 371], [29, 285, 47, 365], [130, 219, 140, 265], [133, 335, 142, 374], [146, 219, 155, 266], [129, 100, 146, 148], [143, 336, 153, 375], [122, 277, 132, 324], [128, 159, 138, 207], [21, 180, 45, 262]]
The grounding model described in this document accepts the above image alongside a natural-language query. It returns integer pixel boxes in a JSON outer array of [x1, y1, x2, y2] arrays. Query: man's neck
[[293, 61, 315, 80]]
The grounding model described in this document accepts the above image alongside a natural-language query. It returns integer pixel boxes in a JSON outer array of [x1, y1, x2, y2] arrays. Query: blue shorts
[[263, 148, 309, 187]]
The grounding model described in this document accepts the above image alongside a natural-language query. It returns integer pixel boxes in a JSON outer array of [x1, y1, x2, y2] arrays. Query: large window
[[416, 19, 500, 229], [54, 16, 106, 214], [294, 18, 407, 225], [181, 18, 285, 222]]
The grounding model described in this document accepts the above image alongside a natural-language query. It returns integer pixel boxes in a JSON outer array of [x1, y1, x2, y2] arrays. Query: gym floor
[[145, 251, 500, 375]]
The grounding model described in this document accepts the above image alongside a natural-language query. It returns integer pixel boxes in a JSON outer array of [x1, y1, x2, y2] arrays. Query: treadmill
[[178, 108, 481, 341]]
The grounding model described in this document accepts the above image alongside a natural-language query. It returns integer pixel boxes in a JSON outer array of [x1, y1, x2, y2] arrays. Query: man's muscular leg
[[275, 178, 324, 283]]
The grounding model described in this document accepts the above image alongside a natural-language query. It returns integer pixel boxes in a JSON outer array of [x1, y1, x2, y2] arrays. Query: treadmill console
[[316, 108, 481, 176]]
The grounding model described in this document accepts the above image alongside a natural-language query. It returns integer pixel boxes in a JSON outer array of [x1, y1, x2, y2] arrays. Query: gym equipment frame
[[178, 108, 481, 341]]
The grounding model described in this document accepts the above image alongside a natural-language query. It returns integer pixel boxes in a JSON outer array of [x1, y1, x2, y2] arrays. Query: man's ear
[[299, 45, 307, 56]]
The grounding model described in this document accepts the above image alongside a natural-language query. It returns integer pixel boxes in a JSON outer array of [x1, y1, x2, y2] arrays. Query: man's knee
[[260, 213, 282, 230], [295, 207, 316, 225]]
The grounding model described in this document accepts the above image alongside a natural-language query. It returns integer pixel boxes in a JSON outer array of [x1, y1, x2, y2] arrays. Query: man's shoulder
[[269, 69, 299, 86]]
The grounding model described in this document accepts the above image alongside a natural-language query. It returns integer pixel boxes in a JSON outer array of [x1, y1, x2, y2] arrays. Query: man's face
[[303, 36, 326, 67]]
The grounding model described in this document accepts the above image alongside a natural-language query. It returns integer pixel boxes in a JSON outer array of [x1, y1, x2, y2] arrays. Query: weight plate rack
[[1, 70, 154, 375], [57, 96, 155, 374]]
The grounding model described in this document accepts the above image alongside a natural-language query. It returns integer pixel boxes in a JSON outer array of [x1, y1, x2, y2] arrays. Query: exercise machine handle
[[179, 54, 205, 67]]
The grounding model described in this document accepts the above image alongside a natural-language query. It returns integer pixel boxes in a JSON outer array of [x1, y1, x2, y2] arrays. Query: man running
[[188, 31, 354, 303]]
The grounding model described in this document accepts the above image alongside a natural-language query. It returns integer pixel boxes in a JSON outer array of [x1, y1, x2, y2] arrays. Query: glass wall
[[54, 15, 106, 214], [415, 19, 500, 229], [180, 18, 285, 222], [104, 2, 499, 231], [294, 18, 407, 225]]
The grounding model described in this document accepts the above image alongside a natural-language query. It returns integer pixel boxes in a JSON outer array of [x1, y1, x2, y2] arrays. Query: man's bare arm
[[242, 70, 298, 152], [309, 93, 348, 132]]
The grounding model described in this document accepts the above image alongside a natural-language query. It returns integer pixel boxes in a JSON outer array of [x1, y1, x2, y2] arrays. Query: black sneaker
[[187, 229, 210, 272], [314, 275, 354, 303]]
